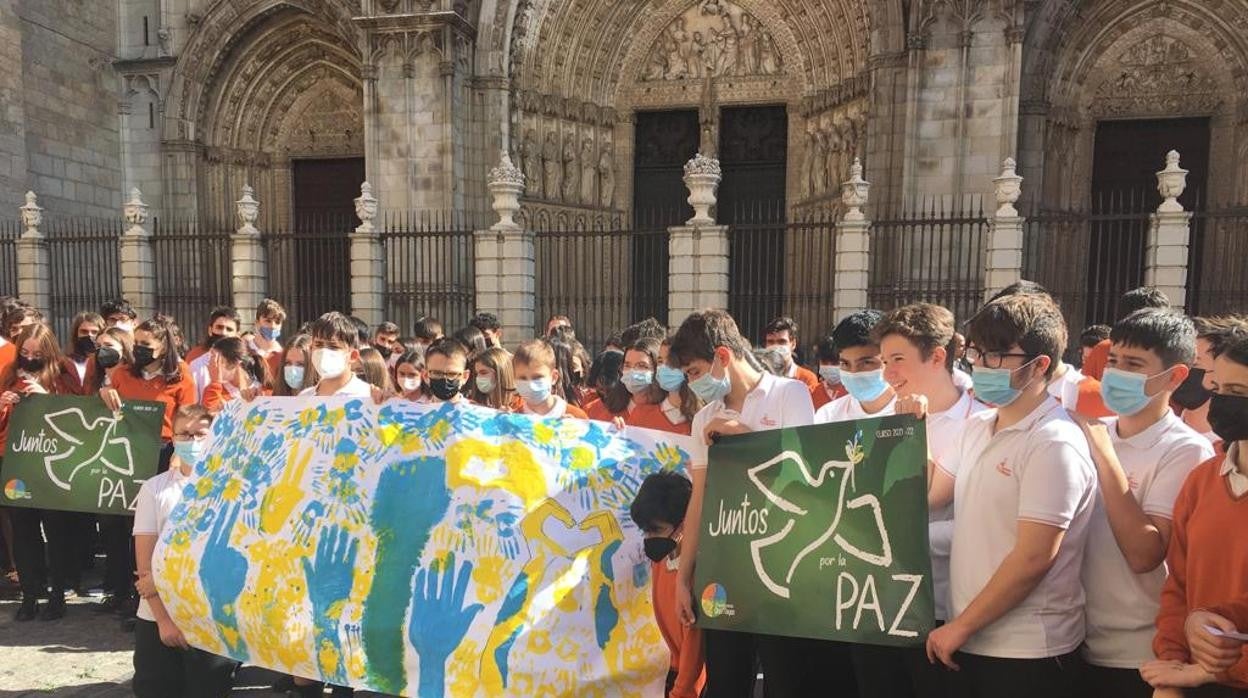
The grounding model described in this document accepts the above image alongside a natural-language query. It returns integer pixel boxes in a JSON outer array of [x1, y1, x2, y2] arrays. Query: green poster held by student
[[1, 395, 164, 515], [693, 413, 935, 646]]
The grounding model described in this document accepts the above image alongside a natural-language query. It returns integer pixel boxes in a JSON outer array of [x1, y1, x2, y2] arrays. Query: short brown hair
[[173, 404, 213, 431], [257, 298, 287, 323], [669, 309, 750, 367], [1194, 315, 1248, 358], [310, 312, 360, 349], [966, 294, 1067, 378], [514, 338, 556, 370], [872, 303, 956, 371], [425, 337, 468, 365]]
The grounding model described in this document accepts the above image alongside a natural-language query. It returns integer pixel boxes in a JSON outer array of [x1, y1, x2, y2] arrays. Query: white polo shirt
[[133, 466, 191, 622], [927, 390, 988, 621], [688, 372, 814, 469], [522, 396, 571, 418], [190, 352, 212, 403], [947, 396, 1097, 658], [299, 376, 373, 398], [1082, 412, 1214, 668], [813, 393, 897, 424]]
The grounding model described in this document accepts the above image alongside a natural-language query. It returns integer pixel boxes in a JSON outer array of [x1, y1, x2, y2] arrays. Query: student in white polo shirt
[[926, 292, 1097, 697], [814, 310, 896, 424], [668, 309, 816, 698], [857, 303, 986, 698], [1076, 309, 1213, 697], [299, 312, 373, 398]]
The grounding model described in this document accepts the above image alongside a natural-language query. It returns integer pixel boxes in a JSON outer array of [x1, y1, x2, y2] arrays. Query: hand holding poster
[[1, 395, 163, 514], [693, 414, 934, 646], [153, 397, 697, 697]]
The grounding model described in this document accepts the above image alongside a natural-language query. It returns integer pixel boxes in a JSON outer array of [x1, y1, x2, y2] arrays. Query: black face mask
[[16, 356, 46, 374], [1209, 394, 1248, 444], [73, 336, 98, 358], [1172, 368, 1212, 411], [429, 377, 463, 401], [375, 345, 393, 361], [95, 346, 121, 371], [644, 537, 678, 563], [133, 345, 159, 368]]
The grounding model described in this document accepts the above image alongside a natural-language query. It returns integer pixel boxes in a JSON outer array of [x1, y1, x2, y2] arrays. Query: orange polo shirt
[[0, 341, 15, 378], [1083, 339, 1111, 381], [185, 345, 209, 364], [585, 398, 618, 423], [652, 557, 705, 698], [625, 402, 693, 436], [790, 365, 821, 392], [811, 382, 848, 410], [108, 362, 197, 441]]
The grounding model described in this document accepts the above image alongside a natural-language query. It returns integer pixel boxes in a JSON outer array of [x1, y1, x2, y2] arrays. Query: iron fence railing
[[44, 216, 123, 340], [1190, 205, 1248, 317], [151, 218, 233, 344], [0, 218, 17, 299], [380, 211, 479, 337], [262, 213, 356, 333]]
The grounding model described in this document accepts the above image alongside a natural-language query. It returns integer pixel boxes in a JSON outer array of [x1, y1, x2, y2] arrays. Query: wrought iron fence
[[263, 213, 355, 333], [1022, 207, 1089, 355], [533, 215, 669, 354], [151, 218, 233, 344], [869, 197, 988, 326], [381, 211, 479, 336], [1190, 205, 1248, 316], [44, 216, 123, 340], [727, 207, 841, 344], [0, 218, 17, 299]]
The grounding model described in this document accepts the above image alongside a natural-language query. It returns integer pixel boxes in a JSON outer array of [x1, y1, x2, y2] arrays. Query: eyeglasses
[[427, 370, 463, 380], [965, 347, 1035, 369]]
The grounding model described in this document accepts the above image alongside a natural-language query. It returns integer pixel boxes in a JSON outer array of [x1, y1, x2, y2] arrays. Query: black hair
[[425, 337, 469, 366], [763, 316, 800, 340], [831, 310, 884, 354], [815, 335, 839, 363], [452, 325, 489, 357], [374, 321, 400, 336], [548, 338, 582, 406], [604, 331, 624, 351], [310, 312, 362, 349], [550, 325, 577, 343], [414, 316, 443, 342], [669, 309, 751, 367], [200, 306, 241, 347], [1117, 286, 1170, 320], [587, 348, 624, 396], [988, 279, 1051, 303], [99, 299, 137, 321], [1079, 324, 1111, 348], [1222, 334, 1248, 367], [1110, 309, 1196, 368], [132, 316, 183, 382], [629, 472, 692, 533], [348, 316, 371, 345], [620, 317, 667, 346], [470, 312, 501, 333]]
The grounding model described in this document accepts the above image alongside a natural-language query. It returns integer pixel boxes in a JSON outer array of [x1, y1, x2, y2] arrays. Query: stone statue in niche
[[543, 132, 562, 202], [813, 126, 829, 195], [561, 136, 579, 203], [521, 129, 542, 199], [157, 25, 172, 56], [803, 124, 820, 198], [642, 0, 781, 81], [580, 139, 597, 205], [598, 146, 615, 209]]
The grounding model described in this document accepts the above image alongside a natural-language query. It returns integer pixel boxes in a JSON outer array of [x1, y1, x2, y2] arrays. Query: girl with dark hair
[[275, 334, 315, 397], [86, 327, 134, 394], [452, 325, 489, 357], [62, 312, 105, 391], [582, 348, 624, 415], [548, 337, 585, 408], [0, 324, 80, 621], [393, 349, 427, 402], [201, 336, 273, 413]]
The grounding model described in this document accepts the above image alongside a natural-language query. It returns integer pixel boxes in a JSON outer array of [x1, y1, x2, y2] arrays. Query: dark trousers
[[852, 642, 949, 698], [758, 635, 857, 698], [703, 629, 758, 698], [948, 650, 1083, 698], [10, 507, 75, 601], [133, 618, 239, 698], [102, 513, 135, 600], [1080, 663, 1150, 698]]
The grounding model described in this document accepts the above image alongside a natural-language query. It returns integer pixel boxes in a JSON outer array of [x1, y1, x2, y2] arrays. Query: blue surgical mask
[[284, 365, 305, 390], [689, 359, 730, 403], [622, 370, 654, 395], [818, 365, 841, 385], [516, 377, 553, 404], [258, 325, 281, 341], [1101, 367, 1169, 417], [173, 439, 205, 466], [840, 368, 890, 403], [475, 375, 495, 394], [656, 365, 686, 392], [971, 359, 1039, 407]]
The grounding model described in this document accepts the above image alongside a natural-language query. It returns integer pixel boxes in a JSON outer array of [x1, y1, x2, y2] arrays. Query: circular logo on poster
[[701, 583, 728, 618], [4, 479, 30, 500]]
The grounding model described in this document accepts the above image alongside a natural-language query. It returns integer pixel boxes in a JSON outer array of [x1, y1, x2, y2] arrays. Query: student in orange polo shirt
[[617, 338, 691, 435], [810, 334, 848, 410], [514, 338, 588, 419], [187, 307, 241, 403], [200, 337, 272, 414], [101, 317, 196, 445], [655, 337, 703, 433], [762, 316, 821, 394]]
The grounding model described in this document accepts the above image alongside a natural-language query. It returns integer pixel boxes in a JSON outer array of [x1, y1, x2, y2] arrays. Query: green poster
[[693, 414, 934, 646], [1, 395, 164, 515]]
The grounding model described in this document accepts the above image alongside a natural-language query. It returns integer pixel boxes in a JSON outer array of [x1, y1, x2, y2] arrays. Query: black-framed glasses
[[965, 347, 1035, 369]]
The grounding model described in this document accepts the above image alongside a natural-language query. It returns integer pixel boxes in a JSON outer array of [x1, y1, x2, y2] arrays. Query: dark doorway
[[632, 110, 699, 323], [277, 157, 364, 326], [720, 105, 787, 342], [1086, 118, 1209, 324]]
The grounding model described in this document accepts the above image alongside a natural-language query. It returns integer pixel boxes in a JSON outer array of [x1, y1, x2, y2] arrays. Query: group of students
[[1, 283, 1248, 698]]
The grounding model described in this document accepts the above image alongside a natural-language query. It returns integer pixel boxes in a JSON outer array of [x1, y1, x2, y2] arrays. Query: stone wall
[[0, 0, 28, 210], [16, 0, 121, 217]]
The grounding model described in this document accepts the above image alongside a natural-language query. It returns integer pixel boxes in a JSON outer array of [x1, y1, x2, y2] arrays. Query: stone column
[[669, 154, 727, 325], [984, 157, 1026, 302], [833, 159, 871, 321], [119, 188, 156, 318], [16, 192, 50, 312], [231, 185, 267, 316], [476, 152, 535, 340], [350, 182, 385, 326], [1145, 150, 1192, 309]]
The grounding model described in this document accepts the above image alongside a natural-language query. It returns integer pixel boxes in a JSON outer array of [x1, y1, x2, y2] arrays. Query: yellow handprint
[[260, 444, 312, 535]]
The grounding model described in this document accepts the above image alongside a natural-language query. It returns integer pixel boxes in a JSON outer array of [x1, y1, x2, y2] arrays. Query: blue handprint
[[408, 553, 484, 698], [199, 503, 249, 660], [361, 456, 451, 694], [302, 525, 359, 685]]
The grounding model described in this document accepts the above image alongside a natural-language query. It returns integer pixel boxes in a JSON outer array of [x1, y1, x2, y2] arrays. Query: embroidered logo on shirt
[[1127, 474, 1140, 491], [759, 415, 778, 427], [995, 460, 1013, 477]]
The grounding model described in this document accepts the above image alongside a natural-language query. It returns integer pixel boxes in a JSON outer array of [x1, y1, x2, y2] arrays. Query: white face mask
[[114, 321, 135, 334], [400, 376, 421, 393], [311, 348, 349, 380]]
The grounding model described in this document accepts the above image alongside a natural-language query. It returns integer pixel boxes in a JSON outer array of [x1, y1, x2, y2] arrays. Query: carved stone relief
[[797, 97, 868, 201], [1089, 34, 1222, 117], [641, 0, 781, 81]]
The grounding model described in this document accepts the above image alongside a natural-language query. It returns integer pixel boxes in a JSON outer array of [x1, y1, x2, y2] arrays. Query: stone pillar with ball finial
[[350, 182, 386, 326], [119, 187, 157, 318], [16, 191, 50, 313], [231, 184, 268, 314], [1145, 150, 1192, 308], [983, 157, 1027, 303], [475, 150, 535, 341], [667, 153, 729, 326], [833, 158, 871, 321]]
